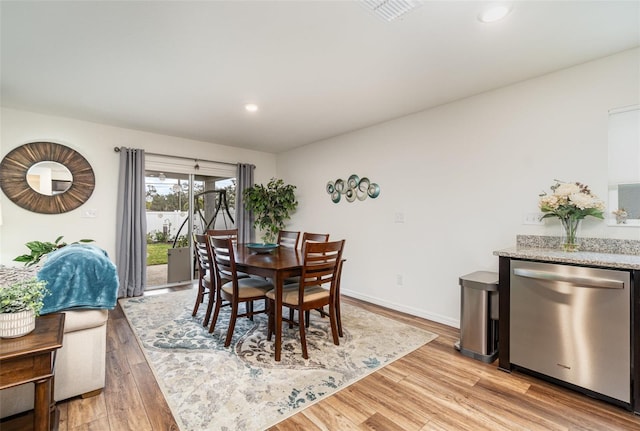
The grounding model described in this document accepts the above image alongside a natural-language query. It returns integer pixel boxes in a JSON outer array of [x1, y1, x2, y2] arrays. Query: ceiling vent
[[362, 0, 423, 22]]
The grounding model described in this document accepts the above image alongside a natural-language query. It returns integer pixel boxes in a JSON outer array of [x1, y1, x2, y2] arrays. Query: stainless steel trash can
[[456, 271, 499, 363]]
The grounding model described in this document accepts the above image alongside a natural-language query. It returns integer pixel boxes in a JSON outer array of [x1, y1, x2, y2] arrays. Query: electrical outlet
[[396, 274, 403, 286], [82, 209, 98, 218], [394, 212, 405, 223], [523, 212, 544, 225]]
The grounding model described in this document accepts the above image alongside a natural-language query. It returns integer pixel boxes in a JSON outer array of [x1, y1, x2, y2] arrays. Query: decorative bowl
[[246, 243, 279, 254]]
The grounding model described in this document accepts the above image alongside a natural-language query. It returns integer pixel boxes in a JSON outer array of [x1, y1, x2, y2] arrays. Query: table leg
[[275, 272, 283, 362], [34, 377, 51, 431]]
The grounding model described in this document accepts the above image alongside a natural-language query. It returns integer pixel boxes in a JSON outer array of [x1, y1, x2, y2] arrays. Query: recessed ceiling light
[[478, 5, 511, 23], [244, 103, 259, 112]]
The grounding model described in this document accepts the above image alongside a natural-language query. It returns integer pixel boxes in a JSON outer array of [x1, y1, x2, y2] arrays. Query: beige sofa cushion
[[62, 309, 108, 332]]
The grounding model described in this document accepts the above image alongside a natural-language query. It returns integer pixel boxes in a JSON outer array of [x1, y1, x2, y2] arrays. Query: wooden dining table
[[234, 244, 303, 361]]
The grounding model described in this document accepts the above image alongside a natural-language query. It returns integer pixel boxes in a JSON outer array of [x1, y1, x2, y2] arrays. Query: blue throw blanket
[[38, 244, 119, 314]]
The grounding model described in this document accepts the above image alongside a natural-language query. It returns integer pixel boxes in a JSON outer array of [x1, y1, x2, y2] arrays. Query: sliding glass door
[[144, 155, 237, 290]]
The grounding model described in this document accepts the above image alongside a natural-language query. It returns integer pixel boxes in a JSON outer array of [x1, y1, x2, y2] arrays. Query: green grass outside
[[147, 242, 171, 265]]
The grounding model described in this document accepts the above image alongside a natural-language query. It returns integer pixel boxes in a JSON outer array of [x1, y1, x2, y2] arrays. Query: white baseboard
[[341, 288, 460, 329]]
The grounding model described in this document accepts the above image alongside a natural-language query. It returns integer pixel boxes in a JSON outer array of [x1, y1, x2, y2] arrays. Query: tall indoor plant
[[243, 178, 298, 244]]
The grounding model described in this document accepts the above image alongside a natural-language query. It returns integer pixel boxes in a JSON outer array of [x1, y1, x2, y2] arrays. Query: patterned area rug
[[120, 289, 437, 431]]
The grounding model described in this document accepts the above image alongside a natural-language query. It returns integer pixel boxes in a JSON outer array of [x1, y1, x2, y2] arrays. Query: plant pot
[[0, 309, 36, 338]]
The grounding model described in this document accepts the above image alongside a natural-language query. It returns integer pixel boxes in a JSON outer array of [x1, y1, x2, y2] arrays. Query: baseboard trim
[[341, 288, 459, 329]]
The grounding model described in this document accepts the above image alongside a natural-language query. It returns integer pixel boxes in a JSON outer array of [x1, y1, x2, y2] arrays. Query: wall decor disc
[[0, 141, 95, 214]]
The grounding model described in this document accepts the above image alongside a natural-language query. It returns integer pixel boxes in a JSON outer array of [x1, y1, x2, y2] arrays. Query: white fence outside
[[146, 210, 237, 242]]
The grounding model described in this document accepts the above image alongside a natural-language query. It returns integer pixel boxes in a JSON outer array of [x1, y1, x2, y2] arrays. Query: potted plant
[[14, 236, 94, 267], [243, 178, 298, 244], [0, 277, 48, 338]]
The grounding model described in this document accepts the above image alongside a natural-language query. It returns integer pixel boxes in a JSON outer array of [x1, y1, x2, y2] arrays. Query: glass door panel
[[145, 170, 236, 290]]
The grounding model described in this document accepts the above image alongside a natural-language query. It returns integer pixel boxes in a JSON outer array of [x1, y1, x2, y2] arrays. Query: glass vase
[[560, 217, 581, 252]]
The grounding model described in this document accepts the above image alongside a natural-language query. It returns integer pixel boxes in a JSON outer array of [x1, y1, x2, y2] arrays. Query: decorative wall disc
[[326, 174, 380, 203]]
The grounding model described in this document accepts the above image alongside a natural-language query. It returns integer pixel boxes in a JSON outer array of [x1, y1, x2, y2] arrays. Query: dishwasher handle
[[513, 268, 624, 289]]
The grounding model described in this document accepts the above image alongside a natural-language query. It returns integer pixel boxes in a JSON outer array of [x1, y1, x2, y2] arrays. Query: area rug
[[119, 289, 437, 431]]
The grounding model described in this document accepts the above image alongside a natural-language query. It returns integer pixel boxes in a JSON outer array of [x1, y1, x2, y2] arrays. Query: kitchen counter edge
[[493, 247, 640, 270]]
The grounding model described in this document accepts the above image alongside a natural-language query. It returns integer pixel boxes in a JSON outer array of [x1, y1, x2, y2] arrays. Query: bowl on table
[[246, 243, 279, 254]]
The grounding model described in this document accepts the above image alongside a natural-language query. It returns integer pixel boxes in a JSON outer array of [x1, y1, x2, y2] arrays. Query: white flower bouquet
[[539, 180, 605, 251]]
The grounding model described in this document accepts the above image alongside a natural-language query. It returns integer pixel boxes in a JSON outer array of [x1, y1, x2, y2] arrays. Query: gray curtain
[[116, 147, 147, 297], [236, 163, 255, 244]]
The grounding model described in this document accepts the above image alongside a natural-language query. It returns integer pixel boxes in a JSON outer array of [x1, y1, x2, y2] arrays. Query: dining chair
[[192, 233, 214, 326], [208, 236, 274, 347], [300, 232, 329, 248], [267, 239, 345, 359], [277, 230, 300, 249], [206, 228, 251, 278], [287, 232, 330, 325], [206, 228, 239, 242]]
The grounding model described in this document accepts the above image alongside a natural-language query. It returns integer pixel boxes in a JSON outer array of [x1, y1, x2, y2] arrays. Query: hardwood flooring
[[48, 288, 640, 430]]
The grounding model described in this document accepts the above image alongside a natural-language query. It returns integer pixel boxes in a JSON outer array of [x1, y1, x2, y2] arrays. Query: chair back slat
[[278, 230, 300, 249], [300, 232, 329, 252], [206, 229, 239, 245], [300, 240, 344, 293], [193, 233, 211, 272], [208, 236, 238, 286]]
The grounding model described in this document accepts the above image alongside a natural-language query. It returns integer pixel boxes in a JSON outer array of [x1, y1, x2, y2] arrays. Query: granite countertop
[[494, 235, 640, 270]]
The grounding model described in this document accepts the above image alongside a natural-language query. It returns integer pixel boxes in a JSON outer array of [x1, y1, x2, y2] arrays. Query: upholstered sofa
[[0, 244, 118, 419]]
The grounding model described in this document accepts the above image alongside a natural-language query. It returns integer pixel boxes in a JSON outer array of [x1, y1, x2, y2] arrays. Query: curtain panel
[[116, 147, 147, 297], [236, 163, 255, 244]]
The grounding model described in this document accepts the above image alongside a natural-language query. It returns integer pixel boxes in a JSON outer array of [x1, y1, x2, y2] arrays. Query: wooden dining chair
[[206, 228, 251, 278], [287, 232, 331, 324], [277, 230, 300, 249], [267, 239, 345, 359], [192, 234, 214, 326], [300, 232, 329, 248], [208, 236, 274, 347], [206, 228, 239, 242]]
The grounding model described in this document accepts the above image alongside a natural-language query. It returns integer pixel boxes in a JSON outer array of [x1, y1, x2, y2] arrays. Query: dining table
[[234, 243, 303, 361]]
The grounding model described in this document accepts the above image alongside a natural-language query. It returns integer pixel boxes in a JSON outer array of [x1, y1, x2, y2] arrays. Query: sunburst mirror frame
[[0, 141, 95, 214]]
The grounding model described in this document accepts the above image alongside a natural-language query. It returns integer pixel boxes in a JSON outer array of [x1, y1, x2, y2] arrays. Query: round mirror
[[0, 142, 95, 214], [27, 161, 73, 195]]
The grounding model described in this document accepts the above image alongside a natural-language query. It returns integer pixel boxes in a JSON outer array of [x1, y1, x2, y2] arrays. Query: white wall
[[0, 108, 276, 265], [277, 48, 640, 328]]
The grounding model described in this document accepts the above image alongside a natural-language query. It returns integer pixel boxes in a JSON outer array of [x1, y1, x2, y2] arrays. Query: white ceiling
[[1, 1, 638, 153]]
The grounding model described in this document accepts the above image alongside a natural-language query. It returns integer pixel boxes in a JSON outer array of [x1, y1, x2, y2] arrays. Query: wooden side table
[[0, 313, 65, 431]]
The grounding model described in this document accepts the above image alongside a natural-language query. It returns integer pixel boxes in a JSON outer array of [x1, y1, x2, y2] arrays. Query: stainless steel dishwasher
[[510, 260, 631, 404]]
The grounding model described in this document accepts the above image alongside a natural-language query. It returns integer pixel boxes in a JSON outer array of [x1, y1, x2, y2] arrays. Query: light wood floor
[[51, 287, 640, 431]]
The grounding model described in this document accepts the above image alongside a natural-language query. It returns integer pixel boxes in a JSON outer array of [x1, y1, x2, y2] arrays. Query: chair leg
[[192, 281, 204, 316], [267, 299, 274, 341], [248, 300, 254, 321], [335, 298, 343, 338], [329, 304, 340, 346], [224, 301, 239, 347], [305, 310, 311, 328], [299, 307, 308, 359], [203, 286, 215, 327], [288, 308, 295, 328], [208, 291, 223, 333]]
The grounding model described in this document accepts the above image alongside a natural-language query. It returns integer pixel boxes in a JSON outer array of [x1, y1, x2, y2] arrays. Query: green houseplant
[[0, 277, 49, 338], [14, 236, 94, 267], [243, 178, 298, 244]]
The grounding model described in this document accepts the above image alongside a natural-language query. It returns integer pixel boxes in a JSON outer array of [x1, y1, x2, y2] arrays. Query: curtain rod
[[113, 146, 242, 167]]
